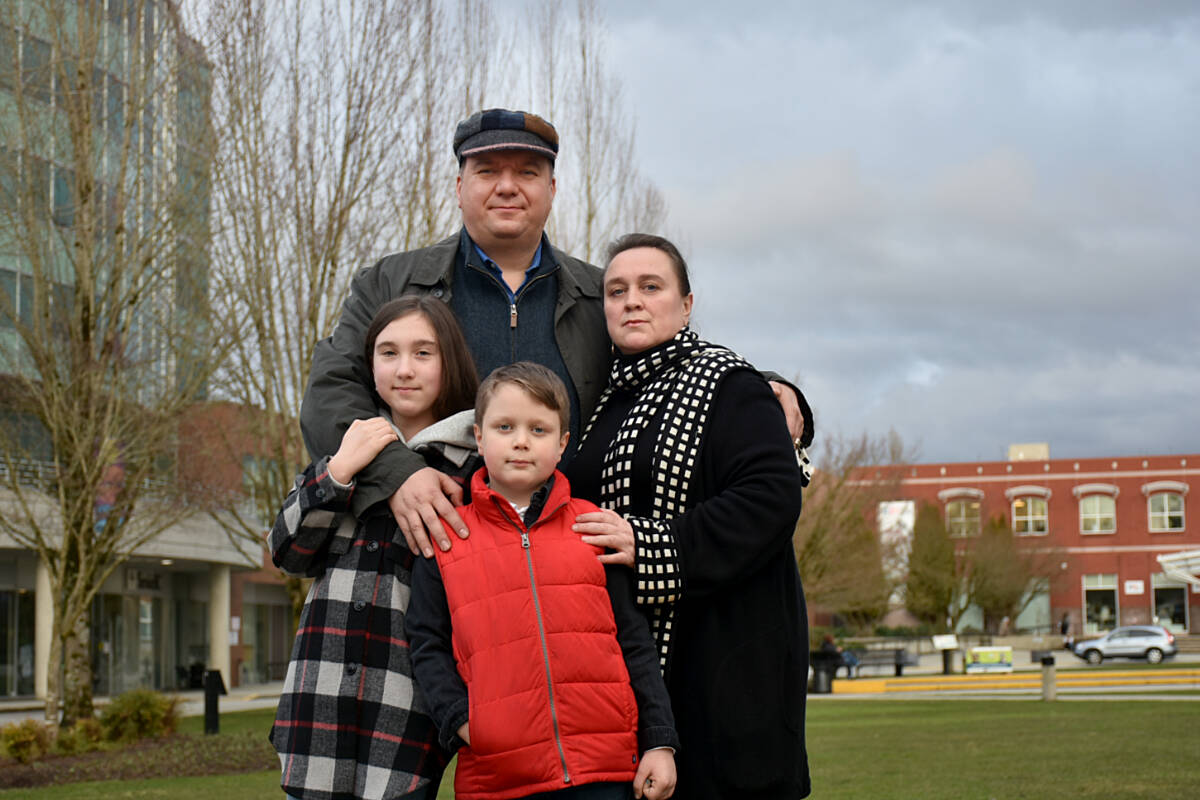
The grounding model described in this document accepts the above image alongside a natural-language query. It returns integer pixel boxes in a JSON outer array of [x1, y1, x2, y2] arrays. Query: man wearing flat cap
[[300, 108, 810, 556]]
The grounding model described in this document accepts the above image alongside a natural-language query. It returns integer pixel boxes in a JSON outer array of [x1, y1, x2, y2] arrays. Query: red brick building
[[877, 447, 1198, 637]]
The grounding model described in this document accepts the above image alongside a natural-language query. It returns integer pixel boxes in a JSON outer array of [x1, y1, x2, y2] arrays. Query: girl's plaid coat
[[268, 454, 456, 800]]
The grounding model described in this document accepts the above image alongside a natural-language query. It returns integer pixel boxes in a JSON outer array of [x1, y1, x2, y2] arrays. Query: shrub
[[99, 689, 180, 743], [51, 717, 104, 755], [873, 623, 934, 638], [1, 718, 53, 764]]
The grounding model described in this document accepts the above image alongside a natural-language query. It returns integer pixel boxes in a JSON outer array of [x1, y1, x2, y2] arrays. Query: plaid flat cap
[[453, 108, 559, 163]]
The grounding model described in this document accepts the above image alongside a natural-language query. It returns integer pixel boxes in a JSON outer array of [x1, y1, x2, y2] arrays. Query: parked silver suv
[[1072, 625, 1177, 664]]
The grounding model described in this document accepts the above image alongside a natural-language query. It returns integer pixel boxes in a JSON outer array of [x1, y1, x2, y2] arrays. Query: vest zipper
[[501, 499, 572, 784]]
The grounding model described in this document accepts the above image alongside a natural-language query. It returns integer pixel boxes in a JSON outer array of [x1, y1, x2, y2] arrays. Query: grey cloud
[[495, 0, 1200, 461]]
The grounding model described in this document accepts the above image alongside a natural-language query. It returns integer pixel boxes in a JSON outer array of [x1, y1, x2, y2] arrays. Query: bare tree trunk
[[61, 614, 93, 726], [44, 632, 62, 724]]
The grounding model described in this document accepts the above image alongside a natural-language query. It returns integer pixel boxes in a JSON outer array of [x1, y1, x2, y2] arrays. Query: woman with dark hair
[[269, 295, 481, 800], [567, 233, 811, 799]]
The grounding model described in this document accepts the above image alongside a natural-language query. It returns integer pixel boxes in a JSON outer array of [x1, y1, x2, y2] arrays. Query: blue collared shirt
[[473, 242, 545, 302]]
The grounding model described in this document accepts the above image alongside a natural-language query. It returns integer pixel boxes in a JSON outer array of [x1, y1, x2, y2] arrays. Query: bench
[[849, 647, 919, 677]]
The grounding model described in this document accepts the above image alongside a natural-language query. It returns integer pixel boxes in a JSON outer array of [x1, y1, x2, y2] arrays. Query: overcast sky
[[545, 0, 1200, 464]]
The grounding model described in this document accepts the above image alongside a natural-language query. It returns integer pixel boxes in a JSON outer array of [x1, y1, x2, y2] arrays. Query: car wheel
[[1146, 648, 1164, 664], [1085, 649, 1103, 665]]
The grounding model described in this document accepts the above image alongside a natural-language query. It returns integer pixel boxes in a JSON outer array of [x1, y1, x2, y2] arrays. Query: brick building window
[[938, 488, 984, 538], [1005, 485, 1051, 536], [1142, 481, 1187, 532], [1083, 573, 1118, 635], [1012, 497, 1048, 535], [1072, 483, 1118, 535], [945, 500, 980, 537], [1148, 494, 1184, 531], [1079, 495, 1115, 534]]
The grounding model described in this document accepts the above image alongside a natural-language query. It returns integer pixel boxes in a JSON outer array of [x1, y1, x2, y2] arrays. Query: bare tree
[[0, 0, 217, 724], [193, 0, 667, 575], [181, 1, 668, 630], [527, 0, 666, 262], [793, 432, 914, 630], [194, 0, 428, 594]]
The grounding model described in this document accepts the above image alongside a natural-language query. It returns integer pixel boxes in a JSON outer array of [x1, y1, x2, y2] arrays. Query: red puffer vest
[[435, 469, 638, 800]]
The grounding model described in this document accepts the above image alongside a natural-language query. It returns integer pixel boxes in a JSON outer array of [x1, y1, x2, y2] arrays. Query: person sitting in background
[[819, 633, 859, 679]]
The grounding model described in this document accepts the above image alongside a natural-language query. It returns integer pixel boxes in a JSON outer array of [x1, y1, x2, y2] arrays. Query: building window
[[945, 499, 981, 538], [1079, 495, 1116, 534], [21, 33, 52, 104], [1142, 482, 1188, 532], [1083, 574, 1118, 635], [1012, 496, 1048, 535], [1151, 573, 1188, 633], [1148, 493, 1184, 532], [53, 166, 75, 228]]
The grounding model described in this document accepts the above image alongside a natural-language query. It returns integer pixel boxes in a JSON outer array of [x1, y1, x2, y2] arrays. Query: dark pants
[[290, 783, 436, 800], [523, 783, 633, 800]]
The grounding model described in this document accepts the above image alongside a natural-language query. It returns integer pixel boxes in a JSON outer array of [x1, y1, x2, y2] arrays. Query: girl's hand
[[456, 721, 470, 746], [633, 749, 676, 799], [327, 418, 399, 484], [572, 509, 635, 566]]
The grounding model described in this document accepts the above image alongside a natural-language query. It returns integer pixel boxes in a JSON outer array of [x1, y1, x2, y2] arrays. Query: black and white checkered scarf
[[581, 327, 752, 671]]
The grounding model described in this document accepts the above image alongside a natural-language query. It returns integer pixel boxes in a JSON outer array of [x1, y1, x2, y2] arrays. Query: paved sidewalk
[[0, 681, 285, 726], [5, 650, 1197, 720]]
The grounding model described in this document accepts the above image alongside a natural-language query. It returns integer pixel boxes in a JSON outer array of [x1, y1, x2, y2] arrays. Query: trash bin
[[811, 663, 835, 694]]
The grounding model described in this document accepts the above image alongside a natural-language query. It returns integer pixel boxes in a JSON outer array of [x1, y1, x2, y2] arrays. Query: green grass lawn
[[807, 699, 1200, 799], [6, 699, 1198, 798]]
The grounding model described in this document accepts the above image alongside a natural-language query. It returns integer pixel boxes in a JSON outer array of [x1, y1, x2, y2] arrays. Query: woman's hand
[[327, 418, 399, 484], [573, 509, 635, 566], [456, 721, 470, 746], [633, 748, 676, 799]]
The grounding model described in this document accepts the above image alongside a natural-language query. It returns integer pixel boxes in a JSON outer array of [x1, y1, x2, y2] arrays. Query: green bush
[[52, 716, 104, 755], [873, 623, 934, 638], [99, 689, 180, 743], [1, 718, 54, 764]]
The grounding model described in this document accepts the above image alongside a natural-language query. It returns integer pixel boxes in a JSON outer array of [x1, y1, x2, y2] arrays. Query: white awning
[[1157, 550, 1200, 588]]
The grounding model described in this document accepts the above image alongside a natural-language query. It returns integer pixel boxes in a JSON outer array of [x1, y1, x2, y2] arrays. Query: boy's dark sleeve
[[606, 565, 680, 754], [407, 549, 470, 752]]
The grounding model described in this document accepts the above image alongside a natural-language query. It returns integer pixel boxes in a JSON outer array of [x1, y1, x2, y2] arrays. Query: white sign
[[231, 616, 241, 631], [931, 635, 959, 651], [1124, 580, 1145, 595]]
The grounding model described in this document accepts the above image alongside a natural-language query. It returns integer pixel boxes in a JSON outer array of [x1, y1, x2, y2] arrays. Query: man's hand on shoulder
[[768, 380, 806, 443], [389, 468, 470, 557]]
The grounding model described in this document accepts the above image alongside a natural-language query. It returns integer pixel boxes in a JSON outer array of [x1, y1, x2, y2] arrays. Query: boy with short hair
[[407, 362, 678, 800]]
